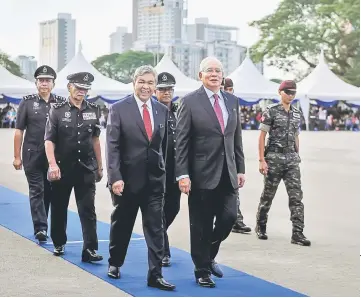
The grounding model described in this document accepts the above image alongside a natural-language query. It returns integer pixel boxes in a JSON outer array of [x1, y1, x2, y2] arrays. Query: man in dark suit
[[176, 57, 246, 288], [106, 65, 175, 291]]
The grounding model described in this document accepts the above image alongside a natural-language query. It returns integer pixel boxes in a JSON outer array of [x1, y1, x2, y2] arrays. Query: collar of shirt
[[67, 97, 87, 110], [203, 86, 223, 102], [134, 94, 152, 111]]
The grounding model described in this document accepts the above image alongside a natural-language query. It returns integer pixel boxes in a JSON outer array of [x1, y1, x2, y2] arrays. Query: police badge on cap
[[156, 72, 176, 88], [67, 72, 94, 90], [34, 65, 57, 80]]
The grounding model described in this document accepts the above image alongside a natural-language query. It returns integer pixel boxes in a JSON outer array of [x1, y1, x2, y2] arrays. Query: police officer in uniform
[[44, 72, 104, 261], [13, 65, 66, 242], [221, 78, 251, 234], [256, 80, 311, 246], [155, 72, 181, 267]]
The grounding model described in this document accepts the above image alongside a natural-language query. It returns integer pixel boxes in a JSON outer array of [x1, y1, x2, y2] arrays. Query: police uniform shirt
[[16, 94, 66, 151], [44, 99, 101, 170], [259, 103, 301, 148]]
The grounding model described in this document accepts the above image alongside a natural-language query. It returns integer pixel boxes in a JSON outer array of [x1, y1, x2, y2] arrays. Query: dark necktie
[[143, 103, 152, 140], [213, 94, 225, 133]]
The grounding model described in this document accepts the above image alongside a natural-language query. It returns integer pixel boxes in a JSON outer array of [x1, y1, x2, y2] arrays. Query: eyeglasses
[[203, 68, 222, 74], [283, 89, 296, 96]]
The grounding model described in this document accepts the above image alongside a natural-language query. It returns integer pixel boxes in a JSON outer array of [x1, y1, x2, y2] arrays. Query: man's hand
[[13, 158, 22, 170], [259, 160, 268, 176], [95, 168, 103, 182], [48, 164, 61, 181], [237, 173, 246, 188], [112, 180, 124, 196], [178, 177, 191, 195]]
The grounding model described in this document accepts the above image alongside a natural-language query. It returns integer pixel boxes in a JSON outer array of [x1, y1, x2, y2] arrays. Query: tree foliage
[[250, 0, 360, 86], [0, 50, 23, 77], [91, 50, 164, 83]]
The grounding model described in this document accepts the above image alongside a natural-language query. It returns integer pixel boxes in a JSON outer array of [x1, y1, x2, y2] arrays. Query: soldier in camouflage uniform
[[256, 80, 311, 246]]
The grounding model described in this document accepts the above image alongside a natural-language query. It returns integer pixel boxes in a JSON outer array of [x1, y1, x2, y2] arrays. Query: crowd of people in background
[[1, 100, 360, 132]]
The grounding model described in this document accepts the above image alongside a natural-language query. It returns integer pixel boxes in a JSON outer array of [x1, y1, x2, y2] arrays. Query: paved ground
[[0, 129, 359, 297]]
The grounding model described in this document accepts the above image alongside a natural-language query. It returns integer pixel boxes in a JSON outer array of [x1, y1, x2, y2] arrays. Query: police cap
[[156, 72, 176, 88], [34, 65, 57, 80], [67, 72, 94, 90]]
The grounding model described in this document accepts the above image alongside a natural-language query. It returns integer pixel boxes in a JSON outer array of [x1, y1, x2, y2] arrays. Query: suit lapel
[[126, 95, 148, 141], [221, 90, 233, 132], [151, 98, 161, 139], [199, 86, 222, 133]]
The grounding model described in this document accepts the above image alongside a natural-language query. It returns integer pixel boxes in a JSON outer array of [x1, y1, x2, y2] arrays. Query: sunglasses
[[283, 89, 296, 95]]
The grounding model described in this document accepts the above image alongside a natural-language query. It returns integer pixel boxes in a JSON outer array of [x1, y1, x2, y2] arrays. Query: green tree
[[0, 50, 23, 77], [250, 0, 360, 86], [91, 50, 164, 83], [270, 78, 283, 84]]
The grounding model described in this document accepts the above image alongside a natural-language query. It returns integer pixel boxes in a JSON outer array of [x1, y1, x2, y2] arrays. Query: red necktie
[[213, 94, 225, 133], [143, 103, 152, 140]]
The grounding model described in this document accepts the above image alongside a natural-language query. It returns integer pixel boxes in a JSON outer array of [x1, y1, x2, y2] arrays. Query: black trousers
[[50, 170, 98, 250], [163, 182, 181, 257], [25, 168, 51, 234], [188, 166, 238, 278], [109, 186, 164, 280]]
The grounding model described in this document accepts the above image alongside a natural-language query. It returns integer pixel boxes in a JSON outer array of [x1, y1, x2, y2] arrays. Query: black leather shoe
[[108, 265, 120, 279], [81, 249, 103, 262], [196, 276, 216, 288], [147, 278, 176, 291], [210, 260, 223, 278], [35, 230, 47, 242], [232, 222, 252, 233], [291, 232, 311, 246], [162, 255, 171, 267], [255, 224, 268, 240], [53, 245, 65, 256]]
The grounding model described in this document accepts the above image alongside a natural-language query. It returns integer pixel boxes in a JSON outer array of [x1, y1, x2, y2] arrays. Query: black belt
[[267, 147, 295, 153]]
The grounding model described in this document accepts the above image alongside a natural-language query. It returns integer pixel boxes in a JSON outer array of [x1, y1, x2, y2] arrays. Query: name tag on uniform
[[83, 112, 96, 120]]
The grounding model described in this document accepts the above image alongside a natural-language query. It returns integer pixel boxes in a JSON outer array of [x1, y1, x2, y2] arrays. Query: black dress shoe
[[232, 222, 252, 233], [196, 276, 216, 288], [147, 278, 176, 291], [81, 249, 103, 262], [53, 245, 65, 256], [210, 260, 223, 278], [108, 265, 120, 279], [161, 255, 171, 267], [35, 230, 47, 242]]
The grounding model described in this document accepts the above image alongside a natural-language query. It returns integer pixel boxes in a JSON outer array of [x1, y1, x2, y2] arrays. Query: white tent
[[228, 55, 280, 100], [297, 50, 360, 129], [0, 65, 35, 98], [53, 48, 131, 98]]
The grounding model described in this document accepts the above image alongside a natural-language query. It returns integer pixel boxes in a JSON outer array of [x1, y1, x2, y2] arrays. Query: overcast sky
[[0, 0, 289, 78]]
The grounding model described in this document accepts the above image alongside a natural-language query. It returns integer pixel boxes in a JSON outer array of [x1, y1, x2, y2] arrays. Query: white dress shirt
[[134, 94, 154, 131], [203, 86, 229, 128]]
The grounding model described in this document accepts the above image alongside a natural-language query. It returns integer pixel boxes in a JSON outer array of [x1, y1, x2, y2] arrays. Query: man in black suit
[[106, 65, 175, 291], [176, 57, 246, 288]]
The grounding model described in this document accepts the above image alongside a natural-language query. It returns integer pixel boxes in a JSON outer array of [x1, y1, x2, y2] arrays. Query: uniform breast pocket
[[59, 121, 75, 135]]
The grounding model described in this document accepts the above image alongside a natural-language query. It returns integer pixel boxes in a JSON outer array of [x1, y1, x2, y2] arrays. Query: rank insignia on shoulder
[[86, 101, 98, 108], [23, 94, 37, 101], [53, 95, 67, 102], [53, 101, 66, 109]]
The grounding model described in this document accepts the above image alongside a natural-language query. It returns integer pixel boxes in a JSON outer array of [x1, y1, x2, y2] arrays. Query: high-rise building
[[109, 27, 133, 54], [14, 55, 38, 81], [39, 13, 76, 72], [132, 0, 185, 52]]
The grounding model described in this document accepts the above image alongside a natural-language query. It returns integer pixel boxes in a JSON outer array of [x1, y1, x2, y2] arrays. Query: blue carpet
[[0, 185, 306, 297]]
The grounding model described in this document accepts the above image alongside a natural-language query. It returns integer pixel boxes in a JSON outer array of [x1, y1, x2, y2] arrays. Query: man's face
[[36, 78, 54, 94], [224, 87, 234, 94], [199, 60, 223, 90], [155, 87, 174, 105], [279, 89, 296, 104], [134, 73, 156, 102], [68, 84, 88, 101]]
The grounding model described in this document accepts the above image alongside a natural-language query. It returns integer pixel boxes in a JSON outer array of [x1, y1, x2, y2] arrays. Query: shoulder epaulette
[[266, 103, 280, 110], [53, 95, 67, 102], [53, 101, 67, 109], [23, 94, 37, 101], [292, 106, 301, 113], [86, 101, 98, 108]]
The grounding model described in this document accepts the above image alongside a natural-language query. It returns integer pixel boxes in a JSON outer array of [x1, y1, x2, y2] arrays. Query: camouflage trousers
[[256, 153, 304, 232]]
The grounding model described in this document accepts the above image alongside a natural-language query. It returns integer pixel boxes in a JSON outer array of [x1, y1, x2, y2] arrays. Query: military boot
[[255, 224, 268, 240], [291, 232, 311, 246]]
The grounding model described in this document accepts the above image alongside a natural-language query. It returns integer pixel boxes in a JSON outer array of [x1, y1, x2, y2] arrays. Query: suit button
[[221, 152, 224, 156]]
